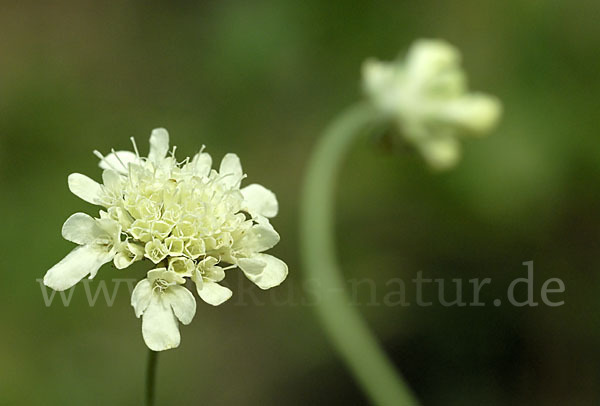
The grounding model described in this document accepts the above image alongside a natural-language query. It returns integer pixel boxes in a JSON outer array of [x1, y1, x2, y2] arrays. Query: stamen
[[152, 278, 170, 294], [128, 164, 135, 187], [111, 148, 127, 169], [222, 264, 237, 271], [93, 150, 119, 172], [130, 137, 140, 158], [93, 149, 105, 160]]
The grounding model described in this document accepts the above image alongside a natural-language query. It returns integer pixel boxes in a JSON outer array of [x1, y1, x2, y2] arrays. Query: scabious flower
[[44, 128, 288, 351], [362, 39, 502, 170]]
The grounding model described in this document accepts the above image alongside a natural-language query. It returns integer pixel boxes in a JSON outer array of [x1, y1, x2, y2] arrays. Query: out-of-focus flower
[[43, 128, 288, 351], [362, 39, 502, 169]]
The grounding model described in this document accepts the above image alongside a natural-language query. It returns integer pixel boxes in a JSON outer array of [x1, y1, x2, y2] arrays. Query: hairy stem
[[146, 350, 158, 406], [300, 103, 419, 406]]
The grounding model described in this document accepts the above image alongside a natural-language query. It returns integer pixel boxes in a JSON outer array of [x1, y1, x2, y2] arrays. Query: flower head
[[362, 39, 502, 170], [44, 128, 288, 350]]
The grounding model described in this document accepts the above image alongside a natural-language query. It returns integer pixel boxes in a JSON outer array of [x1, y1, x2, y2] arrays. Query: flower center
[[153, 279, 170, 294]]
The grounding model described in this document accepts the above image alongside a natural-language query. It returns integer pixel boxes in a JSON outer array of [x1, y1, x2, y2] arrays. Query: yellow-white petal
[[237, 256, 265, 276], [219, 153, 243, 188], [95, 217, 121, 242], [417, 135, 461, 171], [99, 151, 139, 175], [238, 253, 288, 290], [197, 281, 232, 306], [114, 242, 144, 269], [141, 297, 180, 351], [203, 265, 225, 283], [438, 94, 502, 134], [68, 173, 104, 205], [242, 218, 280, 252], [114, 252, 132, 269], [165, 285, 196, 325], [102, 169, 123, 192], [144, 239, 169, 264], [241, 184, 279, 218], [362, 59, 396, 104], [168, 257, 195, 277], [406, 39, 460, 85], [43, 245, 113, 291], [147, 268, 185, 285], [191, 152, 212, 177], [148, 128, 169, 164], [61, 213, 102, 245], [131, 279, 152, 317]]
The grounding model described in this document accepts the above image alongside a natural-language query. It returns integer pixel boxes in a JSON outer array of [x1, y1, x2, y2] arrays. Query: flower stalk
[[146, 350, 158, 406], [300, 103, 419, 406]]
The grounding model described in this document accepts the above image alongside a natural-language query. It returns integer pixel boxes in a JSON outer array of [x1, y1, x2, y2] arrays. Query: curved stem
[[146, 350, 158, 406], [300, 103, 419, 406]]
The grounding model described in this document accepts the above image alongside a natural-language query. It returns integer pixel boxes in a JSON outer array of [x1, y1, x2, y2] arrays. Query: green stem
[[300, 103, 419, 406], [146, 350, 158, 406]]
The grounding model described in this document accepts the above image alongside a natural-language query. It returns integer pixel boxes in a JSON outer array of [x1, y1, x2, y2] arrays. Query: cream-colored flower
[[362, 39, 502, 170], [131, 268, 196, 351], [145, 239, 169, 264], [114, 240, 145, 270], [233, 216, 288, 290], [44, 213, 121, 291], [168, 256, 195, 277], [192, 256, 232, 306], [43, 128, 287, 350]]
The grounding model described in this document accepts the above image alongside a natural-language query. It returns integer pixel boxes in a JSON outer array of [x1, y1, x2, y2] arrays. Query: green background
[[1, 0, 599, 404]]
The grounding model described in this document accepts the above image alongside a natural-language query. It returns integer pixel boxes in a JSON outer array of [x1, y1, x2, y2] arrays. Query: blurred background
[[1, 0, 599, 404]]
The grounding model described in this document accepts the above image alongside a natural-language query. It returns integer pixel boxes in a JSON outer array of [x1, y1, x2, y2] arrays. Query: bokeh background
[[1, 0, 599, 404]]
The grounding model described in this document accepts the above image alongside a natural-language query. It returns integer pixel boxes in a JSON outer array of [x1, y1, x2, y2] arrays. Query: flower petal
[[406, 39, 460, 86], [197, 281, 232, 306], [191, 151, 212, 177], [148, 128, 170, 163], [147, 268, 186, 285], [204, 265, 225, 282], [241, 218, 280, 252], [68, 173, 104, 205], [102, 169, 123, 192], [95, 217, 122, 244], [61, 213, 103, 245], [241, 184, 278, 218], [131, 279, 152, 317], [43, 245, 113, 291], [438, 94, 502, 134], [219, 153, 243, 188], [238, 254, 287, 290], [99, 151, 139, 175], [141, 297, 180, 351], [237, 257, 266, 278], [165, 285, 196, 325], [417, 135, 461, 171], [115, 242, 144, 269]]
